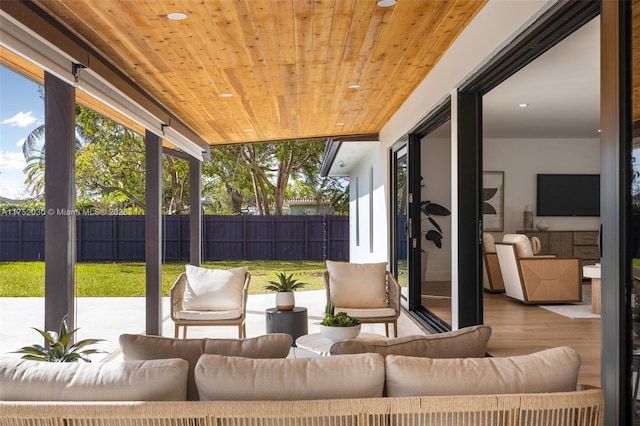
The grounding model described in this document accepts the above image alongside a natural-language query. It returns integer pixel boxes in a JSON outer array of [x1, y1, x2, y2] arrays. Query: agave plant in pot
[[13, 315, 105, 362], [264, 272, 308, 311], [319, 300, 361, 342]]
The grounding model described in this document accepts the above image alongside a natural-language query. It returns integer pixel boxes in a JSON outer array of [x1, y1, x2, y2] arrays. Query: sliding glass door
[[390, 143, 409, 304]]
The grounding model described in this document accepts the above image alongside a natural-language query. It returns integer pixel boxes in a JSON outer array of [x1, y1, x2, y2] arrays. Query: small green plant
[[264, 272, 308, 292], [321, 300, 361, 327], [13, 315, 105, 362]]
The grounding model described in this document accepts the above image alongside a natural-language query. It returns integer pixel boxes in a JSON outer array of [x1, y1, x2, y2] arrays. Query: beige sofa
[[0, 331, 604, 426]]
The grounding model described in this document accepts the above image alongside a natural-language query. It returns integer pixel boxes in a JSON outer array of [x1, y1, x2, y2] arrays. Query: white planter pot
[[275, 292, 295, 311], [319, 324, 361, 342]]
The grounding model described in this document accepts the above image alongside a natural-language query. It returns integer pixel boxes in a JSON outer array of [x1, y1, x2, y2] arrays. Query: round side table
[[265, 307, 308, 346]]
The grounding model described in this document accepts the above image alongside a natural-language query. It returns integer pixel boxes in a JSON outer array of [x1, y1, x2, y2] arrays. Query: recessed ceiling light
[[348, 84, 361, 89], [167, 12, 188, 20], [518, 103, 529, 108], [336, 122, 345, 126], [220, 93, 233, 98], [243, 129, 253, 132], [377, 0, 397, 7]]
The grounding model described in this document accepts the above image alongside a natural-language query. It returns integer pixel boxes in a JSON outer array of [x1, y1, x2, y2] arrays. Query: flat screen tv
[[536, 174, 600, 217]]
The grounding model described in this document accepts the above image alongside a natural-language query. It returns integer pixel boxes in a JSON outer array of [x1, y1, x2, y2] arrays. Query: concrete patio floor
[[0, 290, 426, 360]]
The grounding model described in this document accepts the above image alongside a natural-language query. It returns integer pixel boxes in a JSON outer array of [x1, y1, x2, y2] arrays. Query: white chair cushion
[[326, 260, 387, 308], [195, 353, 385, 401], [502, 234, 534, 257], [175, 309, 242, 320], [385, 346, 580, 397], [0, 356, 188, 401], [183, 265, 247, 310], [335, 307, 396, 318]]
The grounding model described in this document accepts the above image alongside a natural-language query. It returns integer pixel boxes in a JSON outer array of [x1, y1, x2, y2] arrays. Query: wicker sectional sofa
[[0, 329, 604, 426]]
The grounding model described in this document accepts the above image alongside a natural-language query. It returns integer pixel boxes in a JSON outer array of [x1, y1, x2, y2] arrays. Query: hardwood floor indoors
[[421, 281, 601, 387]]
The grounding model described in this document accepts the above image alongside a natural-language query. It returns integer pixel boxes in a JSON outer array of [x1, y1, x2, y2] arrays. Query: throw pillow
[[0, 356, 188, 401], [195, 352, 385, 401], [330, 325, 491, 358], [119, 333, 292, 401], [183, 265, 247, 311], [326, 260, 387, 308], [384, 346, 580, 397]]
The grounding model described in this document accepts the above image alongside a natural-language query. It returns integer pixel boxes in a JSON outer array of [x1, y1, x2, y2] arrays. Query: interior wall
[[421, 137, 452, 281], [483, 137, 601, 238]]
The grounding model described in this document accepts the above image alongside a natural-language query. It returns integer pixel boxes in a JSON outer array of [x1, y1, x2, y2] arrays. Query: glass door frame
[[389, 140, 409, 307]]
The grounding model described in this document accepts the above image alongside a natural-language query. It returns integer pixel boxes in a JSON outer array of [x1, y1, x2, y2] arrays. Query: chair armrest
[[240, 272, 251, 315], [169, 273, 187, 319], [386, 271, 401, 315], [323, 271, 331, 302]]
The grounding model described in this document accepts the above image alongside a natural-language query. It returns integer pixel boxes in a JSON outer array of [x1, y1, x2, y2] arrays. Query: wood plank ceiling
[[22, 0, 487, 146]]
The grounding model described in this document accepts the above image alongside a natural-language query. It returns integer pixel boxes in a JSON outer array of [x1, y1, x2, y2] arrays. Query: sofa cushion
[[330, 325, 491, 358], [326, 260, 387, 308], [195, 353, 385, 401], [0, 356, 188, 401], [183, 265, 247, 310], [119, 333, 292, 400], [385, 346, 580, 397]]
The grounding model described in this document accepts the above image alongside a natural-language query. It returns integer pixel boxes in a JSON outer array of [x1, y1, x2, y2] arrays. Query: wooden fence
[[0, 215, 349, 262]]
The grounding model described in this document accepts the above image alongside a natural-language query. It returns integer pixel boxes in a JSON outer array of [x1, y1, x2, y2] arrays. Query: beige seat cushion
[[330, 325, 491, 357], [335, 307, 397, 318], [0, 356, 188, 401], [119, 333, 292, 400], [195, 352, 385, 401], [385, 346, 580, 397], [175, 309, 242, 320], [326, 260, 387, 308], [183, 265, 247, 310]]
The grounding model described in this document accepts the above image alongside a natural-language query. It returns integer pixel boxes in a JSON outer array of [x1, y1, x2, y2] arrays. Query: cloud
[[0, 179, 29, 199], [0, 151, 27, 171], [1, 111, 37, 128], [15, 137, 26, 148]]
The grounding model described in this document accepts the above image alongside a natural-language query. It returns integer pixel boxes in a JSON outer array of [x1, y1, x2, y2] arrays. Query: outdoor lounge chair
[[170, 265, 251, 338], [323, 260, 401, 337]]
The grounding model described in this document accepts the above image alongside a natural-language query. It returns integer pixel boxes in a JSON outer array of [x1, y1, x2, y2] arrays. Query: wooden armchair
[[323, 260, 401, 337], [482, 232, 504, 292], [495, 234, 581, 304], [170, 266, 251, 338]]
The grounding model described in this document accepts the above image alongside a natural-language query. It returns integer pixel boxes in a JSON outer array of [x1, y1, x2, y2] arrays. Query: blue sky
[[0, 65, 44, 199]]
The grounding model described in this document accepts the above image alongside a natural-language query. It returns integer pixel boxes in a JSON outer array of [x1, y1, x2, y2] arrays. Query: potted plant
[[319, 300, 361, 342], [420, 199, 451, 249], [264, 272, 308, 311], [419, 197, 451, 280], [13, 315, 105, 362]]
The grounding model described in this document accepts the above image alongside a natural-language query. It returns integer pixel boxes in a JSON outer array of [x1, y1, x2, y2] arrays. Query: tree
[[206, 139, 326, 215], [22, 104, 192, 213], [202, 145, 253, 214], [74, 107, 147, 210]]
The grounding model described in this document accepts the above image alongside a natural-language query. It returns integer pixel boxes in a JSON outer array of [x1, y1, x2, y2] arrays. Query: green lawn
[[0, 261, 327, 297], [3, 258, 639, 297]]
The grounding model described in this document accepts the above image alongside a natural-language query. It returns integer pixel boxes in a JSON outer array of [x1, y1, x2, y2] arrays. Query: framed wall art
[[483, 171, 504, 232]]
